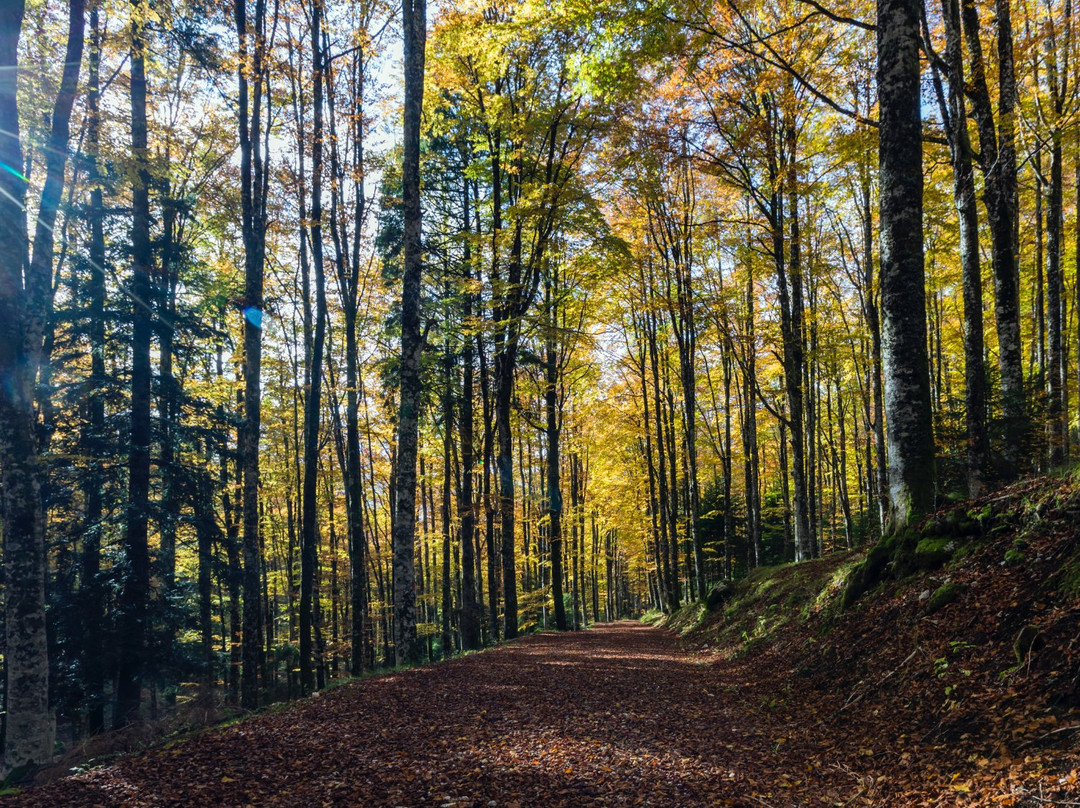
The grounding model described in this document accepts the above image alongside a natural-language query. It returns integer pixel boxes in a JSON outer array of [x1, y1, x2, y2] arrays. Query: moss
[[1003, 547, 1026, 565], [926, 582, 963, 613], [933, 508, 982, 539], [664, 602, 707, 635], [915, 537, 958, 569], [842, 528, 921, 609]]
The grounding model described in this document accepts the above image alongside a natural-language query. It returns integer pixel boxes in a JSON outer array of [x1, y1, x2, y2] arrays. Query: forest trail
[[9, 623, 776, 807]]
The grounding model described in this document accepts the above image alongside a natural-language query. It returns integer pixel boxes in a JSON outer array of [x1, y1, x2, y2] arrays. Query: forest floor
[[7, 623, 814, 808], [9, 479, 1080, 807], [6, 616, 1078, 807]]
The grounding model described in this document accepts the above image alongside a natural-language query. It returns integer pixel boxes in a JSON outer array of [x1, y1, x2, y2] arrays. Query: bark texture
[[877, 0, 936, 527], [392, 0, 426, 666]]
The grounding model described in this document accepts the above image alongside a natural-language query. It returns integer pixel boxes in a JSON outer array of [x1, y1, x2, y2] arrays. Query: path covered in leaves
[[12, 623, 782, 807]]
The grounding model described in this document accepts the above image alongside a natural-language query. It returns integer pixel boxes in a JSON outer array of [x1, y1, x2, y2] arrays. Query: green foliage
[[1004, 547, 1027, 565], [662, 554, 861, 649]]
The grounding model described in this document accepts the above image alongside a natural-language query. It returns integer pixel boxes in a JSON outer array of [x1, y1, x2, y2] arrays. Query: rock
[[706, 582, 735, 612], [919, 589, 931, 601]]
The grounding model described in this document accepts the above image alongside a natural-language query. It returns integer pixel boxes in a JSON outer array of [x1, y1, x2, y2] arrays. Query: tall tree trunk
[[116, 0, 155, 727], [937, 0, 989, 491], [0, 0, 83, 767], [545, 275, 568, 631], [878, 0, 935, 527], [300, 0, 327, 694], [478, 326, 499, 641], [392, 0, 426, 666], [1047, 134, 1065, 466], [236, 0, 269, 711], [646, 297, 678, 608], [495, 342, 518, 639], [742, 241, 762, 566], [458, 176, 481, 650], [769, 112, 811, 561], [441, 321, 454, 657], [82, 0, 106, 734], [960, 0, 1024, 477]]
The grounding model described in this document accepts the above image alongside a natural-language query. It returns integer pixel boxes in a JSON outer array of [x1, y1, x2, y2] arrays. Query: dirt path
[[8, 623, 772, 807]]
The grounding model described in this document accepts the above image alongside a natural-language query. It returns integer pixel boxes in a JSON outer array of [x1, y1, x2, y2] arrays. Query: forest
[[3, 0, 1080, 799]]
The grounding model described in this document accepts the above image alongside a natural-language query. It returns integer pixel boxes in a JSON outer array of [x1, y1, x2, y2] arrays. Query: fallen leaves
[[8, 476, 1080, 806]]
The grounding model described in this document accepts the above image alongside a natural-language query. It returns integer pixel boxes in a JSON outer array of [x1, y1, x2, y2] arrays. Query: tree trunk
[[960, 0, 1024, 477], [300, 0, 327, 694], [877, 0, 935, 527], [392, 0, 426, 666], [236, 0, 269, 711], [458, 176, 481, 650], [0, 0, 51, 764], [115, 0, 155, 727], [82, 0, 105, 737], [937, 0, 989, 491], [441, 323, 454, 657], [545, 276, 568, 631]]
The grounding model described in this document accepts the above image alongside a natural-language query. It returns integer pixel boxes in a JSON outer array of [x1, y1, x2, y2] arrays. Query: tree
[[391, 0, 426, 667], [877, 0, 935, 527], [236, 0, 272, 709], [0, 0, 84, 769], [299, 0, 328, 694], [114, 0, 156, 728]]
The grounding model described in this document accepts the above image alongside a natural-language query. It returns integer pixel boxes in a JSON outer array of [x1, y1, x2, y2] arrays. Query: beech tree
[[9, 0, 1080, 760], [392, 0, 426, 666], [877, 0, 934, 526], [0, 0, 83, 770]]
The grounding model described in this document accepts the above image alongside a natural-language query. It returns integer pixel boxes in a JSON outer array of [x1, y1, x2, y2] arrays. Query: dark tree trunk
[[300, 0, 327, 694], [545, 275, 568, 631], [82, 1, 106, 734], [392, 0, 426, 666], [645, 297, 678, 608], [478, 326, 499, 641], [935, 0, 989, 492], [236, 0, 269, 711], [0, 0, 81, 763], [441, 319, 454, 657], [458, 176, 481, 651], [115, 0, 155, 727], [960, 0, 1024, 477], [1047, 136, 1065, 466]]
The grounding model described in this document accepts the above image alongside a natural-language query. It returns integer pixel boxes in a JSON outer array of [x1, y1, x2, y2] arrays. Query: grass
[[657, 552, 864, 652]]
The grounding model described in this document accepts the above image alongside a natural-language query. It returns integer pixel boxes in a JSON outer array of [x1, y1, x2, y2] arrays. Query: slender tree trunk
[[392, 0, 426, 666], [646, 299, 678, 608], [458, 177, 481, 650], [495, 339, 518, 639], [1047, 134, 1065, 466], [82, 0, 106, 737], [960, 0, 1024, 477], [115, 0, 155, 726], [479, 327, 499, 641], [237, 0, 269, 711], [0, 0, 55, 766], [936, 0, 989, 491], [545, 276, 568, 630], [441, 324, 454, 657], [300, 0, 327, 693]]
